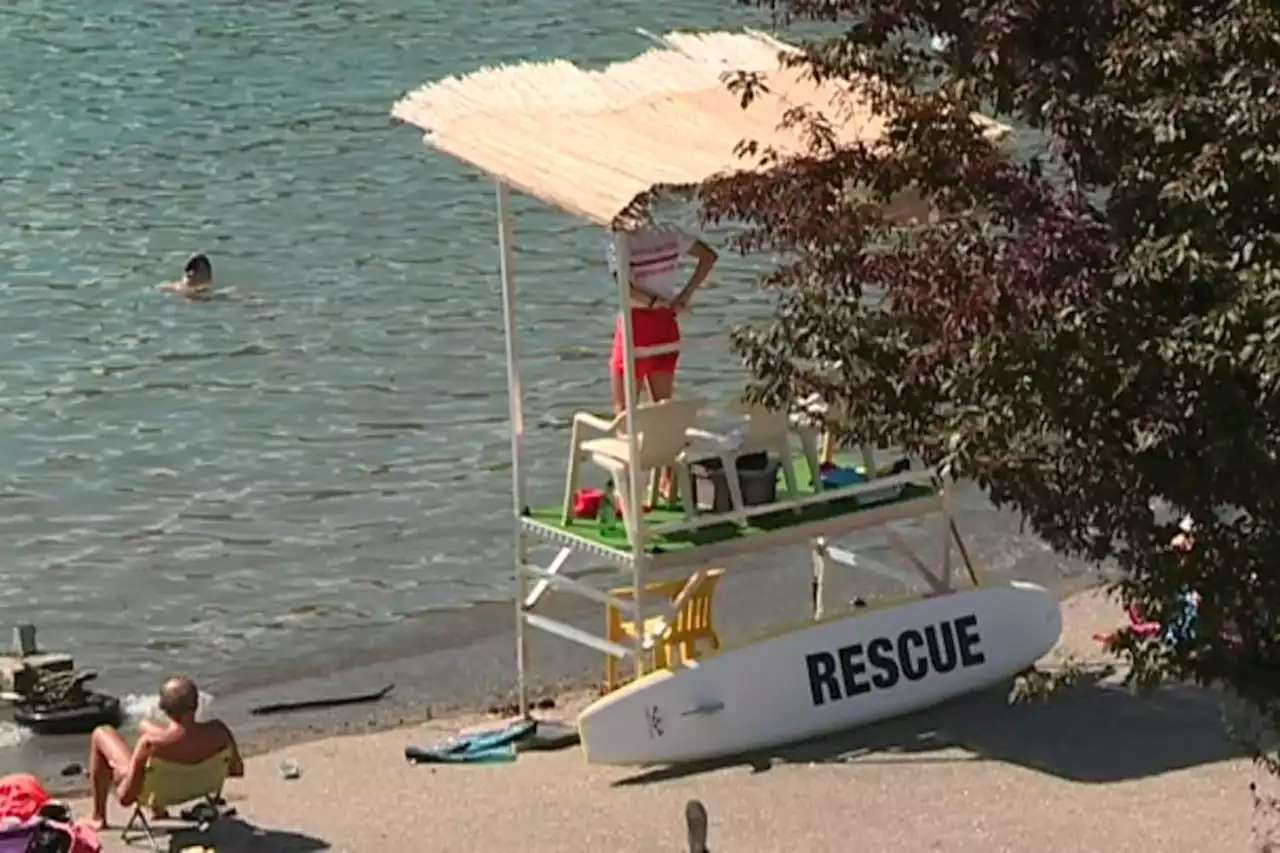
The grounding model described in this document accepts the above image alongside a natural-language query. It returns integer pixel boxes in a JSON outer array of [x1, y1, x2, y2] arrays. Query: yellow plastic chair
[[604, 569, 724, 692], [122, 748, 232, 852]]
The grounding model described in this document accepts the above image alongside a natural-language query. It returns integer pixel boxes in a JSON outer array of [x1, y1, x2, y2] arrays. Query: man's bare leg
[[88, 725, 131, 829]]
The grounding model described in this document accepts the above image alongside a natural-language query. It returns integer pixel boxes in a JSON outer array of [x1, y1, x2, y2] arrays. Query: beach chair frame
[[121, 750, 232, 852], [122, 791, 227, 852]]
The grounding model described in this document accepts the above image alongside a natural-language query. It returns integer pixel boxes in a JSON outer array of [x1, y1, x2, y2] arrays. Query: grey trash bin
[[691, 452, 779, 513]]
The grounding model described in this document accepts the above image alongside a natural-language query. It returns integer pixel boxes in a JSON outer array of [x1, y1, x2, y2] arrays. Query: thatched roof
[[391, 30, 1010, 229]]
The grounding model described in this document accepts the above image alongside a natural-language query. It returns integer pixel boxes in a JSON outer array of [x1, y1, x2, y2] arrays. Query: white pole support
[[612, 229, 649, 681], [524, 613, 634, 659], [938, 485, 953, 589], [496, 181, 530, 718], [826, 544, 920, 587], [861, 444, 877, 479], [521, 562, 637, 613], [811, 537, 827, 619], [522, 547, 574, 609]]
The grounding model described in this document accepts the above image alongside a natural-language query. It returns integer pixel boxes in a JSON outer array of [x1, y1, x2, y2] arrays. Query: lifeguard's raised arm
[[671, 240, 718, 309], [609, 230, 716, 308]]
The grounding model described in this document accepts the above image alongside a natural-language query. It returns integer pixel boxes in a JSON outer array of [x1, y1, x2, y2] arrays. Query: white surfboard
[[578, 581, 1062, 765]]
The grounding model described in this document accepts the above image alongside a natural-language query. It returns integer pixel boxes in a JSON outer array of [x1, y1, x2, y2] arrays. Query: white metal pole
[[938, 472, 955, 591], [861, 444, 877, 479], [612, 229, 648, 678], [811, 537, 826, 619], [496, 181, 530, 718]]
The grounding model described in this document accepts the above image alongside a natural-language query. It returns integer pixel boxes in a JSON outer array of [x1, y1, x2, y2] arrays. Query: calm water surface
[[1, 0, 782, 692]]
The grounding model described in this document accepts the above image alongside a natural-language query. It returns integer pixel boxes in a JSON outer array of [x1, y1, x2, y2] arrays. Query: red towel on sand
[[0, 774, 48, 822]]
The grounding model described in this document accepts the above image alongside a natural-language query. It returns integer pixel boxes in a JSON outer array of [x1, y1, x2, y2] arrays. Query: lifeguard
[[606, 227, 717, 415]]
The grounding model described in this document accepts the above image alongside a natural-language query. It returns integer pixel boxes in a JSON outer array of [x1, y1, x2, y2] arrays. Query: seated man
[[86, 676, 243, 830]]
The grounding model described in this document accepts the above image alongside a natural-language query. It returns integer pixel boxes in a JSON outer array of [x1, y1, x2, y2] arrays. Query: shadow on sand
[[613, 668, 1249, 788], [162, 817, 329, 852]]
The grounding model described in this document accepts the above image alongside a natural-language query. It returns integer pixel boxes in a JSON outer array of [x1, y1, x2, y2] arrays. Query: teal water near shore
[[1, 0, 761, 685], [0, 0, 1084, 782]]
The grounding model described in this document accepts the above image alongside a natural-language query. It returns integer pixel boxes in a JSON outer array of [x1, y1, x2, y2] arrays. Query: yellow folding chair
[[604, 569, 724, 692], [122, 748, 232, 851]]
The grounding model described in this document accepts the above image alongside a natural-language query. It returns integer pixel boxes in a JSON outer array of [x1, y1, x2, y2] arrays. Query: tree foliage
[[699, 0, 1280, 728]]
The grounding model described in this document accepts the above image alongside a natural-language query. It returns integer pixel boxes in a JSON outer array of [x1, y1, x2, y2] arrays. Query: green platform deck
[[522, 455, 942, 568]]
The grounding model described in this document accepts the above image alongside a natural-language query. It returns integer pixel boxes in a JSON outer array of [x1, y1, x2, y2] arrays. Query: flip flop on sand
[[685, 799, 709, 853], [179, 800, 234, 824], [404, 718, 536, 765]]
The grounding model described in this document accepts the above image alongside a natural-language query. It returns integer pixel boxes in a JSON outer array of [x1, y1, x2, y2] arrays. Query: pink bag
[[43, 821, 102, 853], [67, 822, 102, 853]]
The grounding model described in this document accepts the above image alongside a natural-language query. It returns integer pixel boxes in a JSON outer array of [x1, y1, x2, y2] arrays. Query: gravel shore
[[72, 588, 1264, 852]]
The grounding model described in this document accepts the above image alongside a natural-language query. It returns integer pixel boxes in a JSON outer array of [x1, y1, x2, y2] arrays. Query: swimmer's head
[[183, 254, 213, 287]]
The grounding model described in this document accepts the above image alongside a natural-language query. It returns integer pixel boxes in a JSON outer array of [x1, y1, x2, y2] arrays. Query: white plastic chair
[[562, 398, 706, 535], [686, 402, 805, 516]]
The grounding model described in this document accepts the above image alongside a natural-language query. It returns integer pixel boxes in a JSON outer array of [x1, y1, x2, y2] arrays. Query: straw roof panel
[[392, 30, 1008, 228]]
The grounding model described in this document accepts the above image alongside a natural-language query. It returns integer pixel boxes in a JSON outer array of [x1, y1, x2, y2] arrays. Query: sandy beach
[[11, 487, 1102, 792], [67, 588, 1266, 852]]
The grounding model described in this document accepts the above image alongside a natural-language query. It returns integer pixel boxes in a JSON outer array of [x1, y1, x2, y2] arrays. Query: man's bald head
[[158, 676, 199, 720]]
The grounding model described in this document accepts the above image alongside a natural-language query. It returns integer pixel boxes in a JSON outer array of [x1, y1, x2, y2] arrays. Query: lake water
[[0, 0, 796, 693], [0, 0, 1084, 776]]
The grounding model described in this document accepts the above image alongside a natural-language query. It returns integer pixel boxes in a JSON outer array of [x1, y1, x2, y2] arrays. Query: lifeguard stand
[[392, 29, 1010, 716]]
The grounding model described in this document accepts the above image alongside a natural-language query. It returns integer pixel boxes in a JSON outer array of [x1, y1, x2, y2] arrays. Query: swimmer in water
[[159, 254, 213, 298]]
